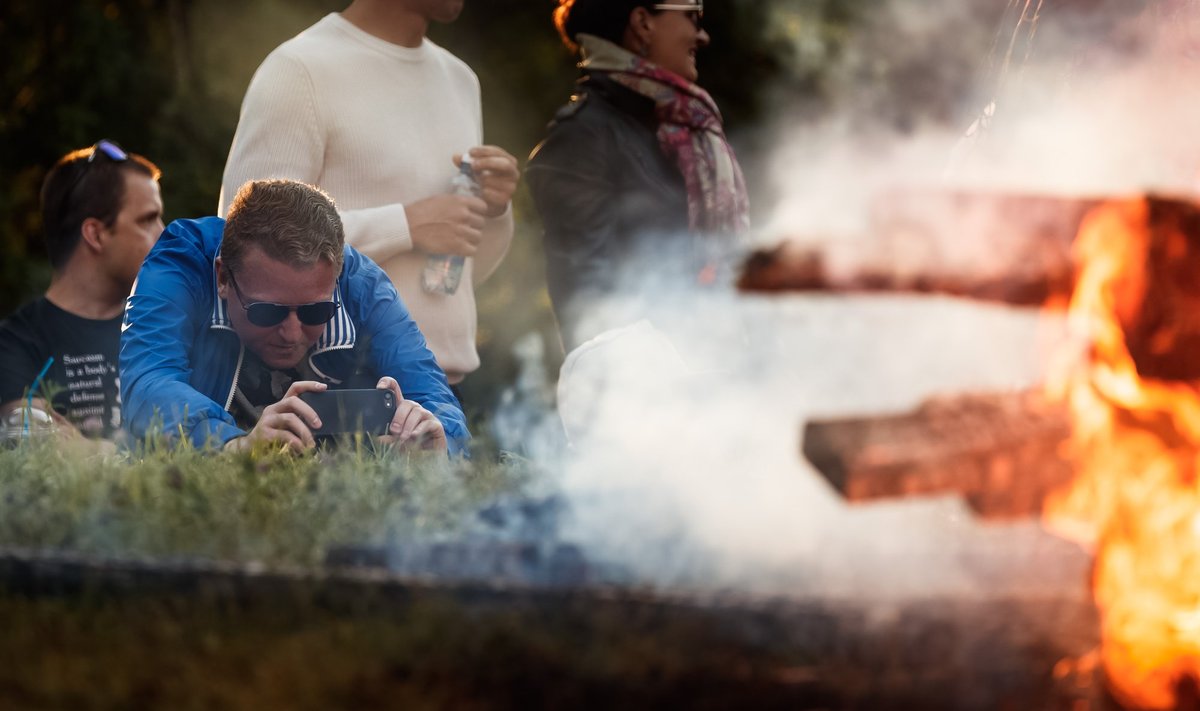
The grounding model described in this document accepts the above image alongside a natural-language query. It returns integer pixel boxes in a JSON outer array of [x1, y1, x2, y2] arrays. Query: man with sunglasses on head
[[0, 141, 163, 445], [120, 179, 466, 454]]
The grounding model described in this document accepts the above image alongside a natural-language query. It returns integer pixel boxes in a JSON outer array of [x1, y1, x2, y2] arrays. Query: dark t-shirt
[[229, 348, 319, 431], [0, 297, 123, 438]]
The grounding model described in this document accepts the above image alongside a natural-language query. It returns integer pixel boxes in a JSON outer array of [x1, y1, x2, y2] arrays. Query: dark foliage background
[[1, 0, 1013, 411]]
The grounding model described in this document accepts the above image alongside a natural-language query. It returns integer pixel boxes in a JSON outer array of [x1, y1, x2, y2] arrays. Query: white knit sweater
[[220, 13, 514, 383]]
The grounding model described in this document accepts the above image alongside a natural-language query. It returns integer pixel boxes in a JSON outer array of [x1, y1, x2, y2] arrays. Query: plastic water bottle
[[421, 155, 480, 295]]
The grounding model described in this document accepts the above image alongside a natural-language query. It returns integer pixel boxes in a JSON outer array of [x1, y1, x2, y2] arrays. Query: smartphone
[[299, 388, 397, 437]]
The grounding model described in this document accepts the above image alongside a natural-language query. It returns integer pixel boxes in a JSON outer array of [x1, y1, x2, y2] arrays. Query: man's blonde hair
[[222, 180, 344, 273]]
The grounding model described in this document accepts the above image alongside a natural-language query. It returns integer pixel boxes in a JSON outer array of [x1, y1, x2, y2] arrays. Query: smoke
[[480, 1, 1186, 603], [535, 279, 1084, 601], [762, 0, 1200, 241], [458, 1, 1200, 606]]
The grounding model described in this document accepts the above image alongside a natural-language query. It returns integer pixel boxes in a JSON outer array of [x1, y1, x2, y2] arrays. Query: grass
[[0, 435, 826, 710], [0, 434, 537, 568], [0, 435, 1087, 709]]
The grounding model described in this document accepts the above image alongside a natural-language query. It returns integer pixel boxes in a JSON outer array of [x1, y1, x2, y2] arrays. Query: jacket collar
[[208, 253, 357, 354], [581, 72, 659, 128]]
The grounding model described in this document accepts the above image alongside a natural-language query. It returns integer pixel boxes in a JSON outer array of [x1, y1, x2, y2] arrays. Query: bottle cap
[[458, 154, 475, 177]]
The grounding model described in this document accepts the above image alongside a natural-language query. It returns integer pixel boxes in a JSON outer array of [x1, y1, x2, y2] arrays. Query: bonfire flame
[[1046, 197, 1200, 710]]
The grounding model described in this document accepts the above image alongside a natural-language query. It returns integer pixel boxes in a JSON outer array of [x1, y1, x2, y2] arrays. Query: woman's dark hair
[[554, 0, 656, 53], [40, 146, 160, 270]]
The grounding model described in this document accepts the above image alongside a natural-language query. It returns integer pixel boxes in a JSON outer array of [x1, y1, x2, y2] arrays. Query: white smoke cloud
[[551, 289, 1083, 601], [503, 0, 1200, 604], [491, 0, 1193, 604], [762, 0, 1200, 241]]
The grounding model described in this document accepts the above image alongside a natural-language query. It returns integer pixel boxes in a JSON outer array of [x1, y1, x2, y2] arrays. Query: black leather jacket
[[527, 73, 691, 352]]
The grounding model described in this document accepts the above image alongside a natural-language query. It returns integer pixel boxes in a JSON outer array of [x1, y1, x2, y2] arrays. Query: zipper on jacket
[[224, 345, 245, 411]]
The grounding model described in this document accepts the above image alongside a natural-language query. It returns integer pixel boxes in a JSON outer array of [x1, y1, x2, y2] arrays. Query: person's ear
[[79, 217, 107, 255], [627, 6, 656, 52], [215, 256, 230, 300]]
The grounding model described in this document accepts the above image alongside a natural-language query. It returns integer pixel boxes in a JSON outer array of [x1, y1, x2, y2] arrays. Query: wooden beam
[[802, 391, 1074, 519], [740, 189, 1097, 306]]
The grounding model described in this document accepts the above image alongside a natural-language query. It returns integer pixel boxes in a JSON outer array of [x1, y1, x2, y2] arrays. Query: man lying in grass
[[121, 179, 467, 454]]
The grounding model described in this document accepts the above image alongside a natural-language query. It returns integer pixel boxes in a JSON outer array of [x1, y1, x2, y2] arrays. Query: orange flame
[[1045, 197, 1200, 710]]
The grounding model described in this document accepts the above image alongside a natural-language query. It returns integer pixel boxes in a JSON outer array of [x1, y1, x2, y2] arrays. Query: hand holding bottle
[[406, 192, 487, 257], [457, 146, 520, 218], [421, 155, 483, 294]]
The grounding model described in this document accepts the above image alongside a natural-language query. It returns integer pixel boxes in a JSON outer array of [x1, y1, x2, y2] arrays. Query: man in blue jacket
[[121, 179, 467, 453]]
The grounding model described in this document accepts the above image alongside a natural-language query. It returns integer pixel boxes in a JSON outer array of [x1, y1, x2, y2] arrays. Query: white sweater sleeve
[[219, 51, 415, 261], [338, 203, 414, 263]]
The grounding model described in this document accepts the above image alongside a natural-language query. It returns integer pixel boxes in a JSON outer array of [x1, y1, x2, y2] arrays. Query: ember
[[1045, 195, 1200, 710]]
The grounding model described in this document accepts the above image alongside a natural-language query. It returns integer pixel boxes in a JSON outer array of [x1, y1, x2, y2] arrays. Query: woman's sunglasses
[[226, 268, 340, 328], [653, 3, 704, 28]]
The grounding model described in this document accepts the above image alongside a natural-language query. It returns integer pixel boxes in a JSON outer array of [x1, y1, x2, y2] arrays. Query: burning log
[[791, 193, 1200, 704], [802, 390, 1074, 519], [745, 191, 1200, 380], [1045, 195, 1200, 709], [1077, 195, 1200, 381], [740, 189, 1097, 306]]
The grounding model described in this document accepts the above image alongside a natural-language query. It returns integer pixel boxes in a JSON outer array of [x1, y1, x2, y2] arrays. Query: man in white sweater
[[219, 0, 519, 392]]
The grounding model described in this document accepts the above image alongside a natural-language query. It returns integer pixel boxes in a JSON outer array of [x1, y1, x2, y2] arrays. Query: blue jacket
[[120, 216, 468, 453]]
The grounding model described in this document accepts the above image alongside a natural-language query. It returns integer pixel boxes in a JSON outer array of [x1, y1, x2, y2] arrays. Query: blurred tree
[[0, 0, 338, 315], [1, 0, 176, 313]]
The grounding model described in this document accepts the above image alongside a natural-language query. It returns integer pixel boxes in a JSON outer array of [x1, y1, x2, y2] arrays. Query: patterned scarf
[[579, 34, 750, 277]]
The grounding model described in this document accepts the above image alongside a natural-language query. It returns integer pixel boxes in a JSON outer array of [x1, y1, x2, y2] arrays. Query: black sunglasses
[[226, 268, 340, 328], [61, 139, 129, 207]]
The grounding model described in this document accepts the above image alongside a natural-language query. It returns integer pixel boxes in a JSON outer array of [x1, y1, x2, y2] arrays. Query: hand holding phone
[[229, 380, 330, 452], [375, 376, 448, 452]]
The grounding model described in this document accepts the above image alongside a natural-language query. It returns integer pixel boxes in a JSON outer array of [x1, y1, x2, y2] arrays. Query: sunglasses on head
[[226, 268, 340, 328], [652, 3, 704, 27], [62, 139, 129, 206], [88, 139, 129, 164]]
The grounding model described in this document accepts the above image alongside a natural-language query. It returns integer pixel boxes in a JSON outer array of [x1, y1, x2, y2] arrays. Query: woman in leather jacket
[[527, 0, 750, 353]]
